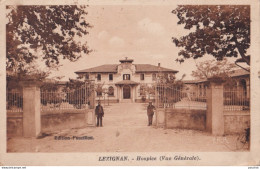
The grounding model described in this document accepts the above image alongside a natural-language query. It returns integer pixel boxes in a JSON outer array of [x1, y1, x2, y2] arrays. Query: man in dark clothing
[[147, 101, 156, 126], [95, 101, 104, 127]]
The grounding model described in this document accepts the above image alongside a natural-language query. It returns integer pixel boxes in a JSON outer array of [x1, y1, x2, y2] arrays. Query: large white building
[[75, 58, 178, 103]]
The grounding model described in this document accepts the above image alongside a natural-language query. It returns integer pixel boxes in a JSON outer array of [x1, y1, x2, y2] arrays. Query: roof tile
[[75, 64, 118, 73], [229, 68, 250, 77], [135, 64, 178, 73], [75, 64, 178, 73]]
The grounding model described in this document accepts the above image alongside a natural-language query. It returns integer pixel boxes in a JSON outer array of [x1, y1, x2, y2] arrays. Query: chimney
[[158, 63, 161, 67]]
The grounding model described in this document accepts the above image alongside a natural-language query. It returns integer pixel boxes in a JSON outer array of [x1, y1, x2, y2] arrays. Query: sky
[[48, 5, 236, 81]]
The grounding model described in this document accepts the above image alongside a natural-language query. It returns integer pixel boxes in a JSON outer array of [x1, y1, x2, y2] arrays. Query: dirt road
[[7, 103, 245, 152]]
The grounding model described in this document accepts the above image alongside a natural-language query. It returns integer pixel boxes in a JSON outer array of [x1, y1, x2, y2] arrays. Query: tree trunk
[[234, 37, 250, 65]]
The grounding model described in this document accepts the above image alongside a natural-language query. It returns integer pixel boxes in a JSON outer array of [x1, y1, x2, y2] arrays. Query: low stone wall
[[95, 99, 119, 104], [41, 111, 87, 133], [166, 109, 206, 131], [224, 111, 250, 134], [7, 110, 88, 137], [135, 99, 155, 103], [7, 112, 23, 137]]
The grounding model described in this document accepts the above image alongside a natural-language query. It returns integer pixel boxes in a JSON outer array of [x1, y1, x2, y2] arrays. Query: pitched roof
[[43, 79, 68, 85], [75, 64, 178, 73], [135, 64, 178, 73], [183, 79, 207, 84], [183, 80, 198, 84], [75, 64, 118, 73], [183, 68, 250, 84], [229, 68, 250, 77]]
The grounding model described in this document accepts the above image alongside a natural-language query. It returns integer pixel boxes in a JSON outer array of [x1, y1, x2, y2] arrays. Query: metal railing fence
[[6, 91, 23, 113], [156, 83, 207, 110], [41, 84, 94, 112], [223, 89, 250, 111]]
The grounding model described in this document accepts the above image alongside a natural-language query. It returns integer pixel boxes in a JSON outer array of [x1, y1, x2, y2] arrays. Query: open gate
[[154, 83, 207, 127]]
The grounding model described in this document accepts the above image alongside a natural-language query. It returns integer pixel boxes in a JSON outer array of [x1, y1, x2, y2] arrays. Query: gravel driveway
[[7, 103, 247, 152]]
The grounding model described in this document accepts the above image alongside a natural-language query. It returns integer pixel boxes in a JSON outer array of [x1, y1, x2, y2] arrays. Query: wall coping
[[41, 109, 87, 115], [223, 111, 250, 116], [208, 77, 226, 84], [7, 112, 23, 118], [165, 108, 206, 114], [19, 80, 43, 88]]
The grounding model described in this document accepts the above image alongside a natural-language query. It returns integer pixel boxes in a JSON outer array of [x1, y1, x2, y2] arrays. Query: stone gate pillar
[[206, 78, 225, 136], [156, 108, 166, 128], [89, 83, 95, 109], [86, 83, 96, 126], [21, 81, 41, 137]]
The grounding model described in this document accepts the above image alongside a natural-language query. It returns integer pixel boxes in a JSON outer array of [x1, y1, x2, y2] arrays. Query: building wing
[[75, 64, 118, 73], [135, 64, 178, 73], [75, 64, 178, 74], [229, 68, 250, 77]]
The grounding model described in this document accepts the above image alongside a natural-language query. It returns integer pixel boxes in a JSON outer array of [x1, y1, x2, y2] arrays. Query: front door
[[123, 85, 131, 99]]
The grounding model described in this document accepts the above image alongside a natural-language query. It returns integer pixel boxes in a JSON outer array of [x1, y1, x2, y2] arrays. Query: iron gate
[[40, 81, 96, 126]]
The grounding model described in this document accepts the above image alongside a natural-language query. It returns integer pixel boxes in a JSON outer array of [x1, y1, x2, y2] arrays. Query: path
[[7, 103, 245, 152]]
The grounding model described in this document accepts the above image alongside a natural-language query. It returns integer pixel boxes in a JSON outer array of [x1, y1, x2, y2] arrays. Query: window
[[123, 74, 130, 80], [203, 85, 207, 96], [169, 74, 175, 81], [109, 74, 113, 81], [199, 85, 202, 96], [97, 91, 102, 96], [97, 74, 101, 81], [108, 86, 114, 96], [139, 85, 146, 96], [240, 79, 247, 97], [85, 74, 89, 80], [140, 74, 145, 81], [152, 73, 156, 81]]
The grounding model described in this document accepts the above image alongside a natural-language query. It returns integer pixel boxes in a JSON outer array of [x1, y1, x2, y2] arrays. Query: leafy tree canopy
[[191, 58, 237, 80], [172, 5, 250, 65], [6, 5, 91, 78], [157, 73, 185, 88]]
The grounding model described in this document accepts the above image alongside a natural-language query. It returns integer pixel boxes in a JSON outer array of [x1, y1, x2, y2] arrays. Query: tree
[[6, 63, 51, 90], [191, 58, 237, 80], [139, 84, 156, 102], [157, 73, 177, 84], [95, 83, 105, 101], [61, 79, 93, 109], [6, 5, 91, 78], [63, 78, 87, 90], [102, 86, 114, 106], [172, 5, 250, 65], [157, 72, 185, 88]]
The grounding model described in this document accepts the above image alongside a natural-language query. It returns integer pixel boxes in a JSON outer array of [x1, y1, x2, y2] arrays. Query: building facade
[[75, 58, 178, 103], [183, 68, 250, 99]]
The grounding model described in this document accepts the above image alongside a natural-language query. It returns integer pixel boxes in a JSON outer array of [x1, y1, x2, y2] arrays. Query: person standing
[[95, 101, 104, 127], [147, 101, 156, 126], [185, 87, 191, 101]]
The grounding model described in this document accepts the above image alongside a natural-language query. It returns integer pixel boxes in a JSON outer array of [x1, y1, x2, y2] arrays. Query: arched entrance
[[123, 85, 131, 99]]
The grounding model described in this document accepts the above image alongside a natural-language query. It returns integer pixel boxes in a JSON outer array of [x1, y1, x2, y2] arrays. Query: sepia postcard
[[0, 0, 260, 166]]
